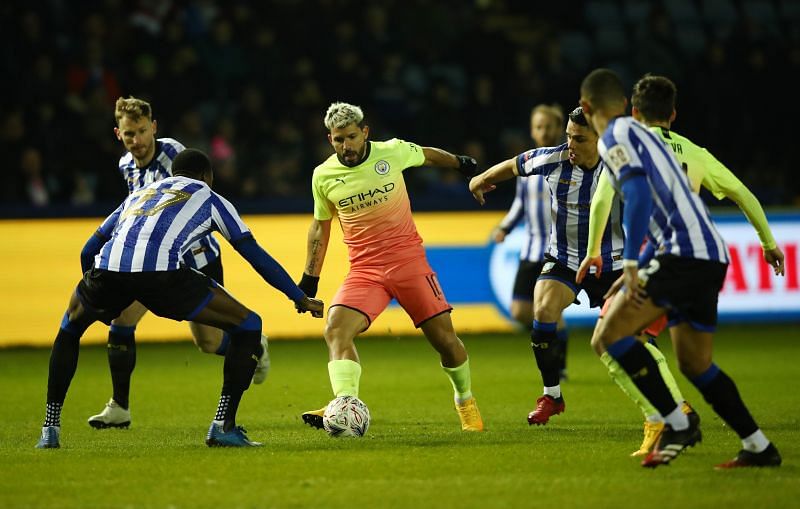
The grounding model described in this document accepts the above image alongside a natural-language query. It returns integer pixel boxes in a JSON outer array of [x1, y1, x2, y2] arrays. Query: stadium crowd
[[2, 0, 798, 213]]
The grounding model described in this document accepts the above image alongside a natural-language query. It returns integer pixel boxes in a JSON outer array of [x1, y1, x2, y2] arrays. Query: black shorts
[[641, 254, 728, 331], [197, 255, 224, 286], [512, 260, 545, 301], [76, 267, 217, 325], [538, 256, 622, 308]]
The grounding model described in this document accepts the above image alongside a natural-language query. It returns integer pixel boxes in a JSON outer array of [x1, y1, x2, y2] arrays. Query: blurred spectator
[[1, 0, 796, 213]]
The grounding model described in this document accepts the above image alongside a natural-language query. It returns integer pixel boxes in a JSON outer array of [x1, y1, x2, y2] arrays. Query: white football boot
[[88, 398, 131, 429]]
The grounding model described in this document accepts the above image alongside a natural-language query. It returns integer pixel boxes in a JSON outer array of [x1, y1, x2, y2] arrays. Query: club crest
[[374, 160, 390, 175]]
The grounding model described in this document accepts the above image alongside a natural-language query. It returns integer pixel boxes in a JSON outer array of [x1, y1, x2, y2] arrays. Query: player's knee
[[589, 330, 606, 356], [676, 355, 711, 379], [235, 311, 262, 332], [510, 306, 531, 325], [323, 322, 345, 344], [192, 326, 222, 353], [533, 308, 560, 324]]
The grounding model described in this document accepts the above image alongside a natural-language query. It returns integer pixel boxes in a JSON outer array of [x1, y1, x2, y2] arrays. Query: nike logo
[[335, 178, 346, 185]]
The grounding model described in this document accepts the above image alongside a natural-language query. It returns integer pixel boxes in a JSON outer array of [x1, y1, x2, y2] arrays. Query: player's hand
[[491, 227, 507, 243], [296, 296, 324, 318], [469, 176, 496, 206], [576, 255, 602, 283], [621, 265, 646, 308], [764, 246, 785, 276]]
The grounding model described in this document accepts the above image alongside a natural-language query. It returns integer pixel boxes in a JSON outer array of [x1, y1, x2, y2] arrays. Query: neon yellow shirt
[[587, 126, 776, 257], [312, 138, 427, 266]]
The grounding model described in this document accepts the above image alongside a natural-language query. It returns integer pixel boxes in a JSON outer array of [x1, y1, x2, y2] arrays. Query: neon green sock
[[600, 351, 658, 419], [644, 341, 684, 403], [442, 358, 473, 403], [328, 359, 361, 398]]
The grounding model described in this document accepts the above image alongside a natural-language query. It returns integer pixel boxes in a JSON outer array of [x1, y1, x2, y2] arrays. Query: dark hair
[[172, 148, 212, 179], [631, 74, 676, 122], [580, 68, 626, 108], [567, 105, 588, 126]]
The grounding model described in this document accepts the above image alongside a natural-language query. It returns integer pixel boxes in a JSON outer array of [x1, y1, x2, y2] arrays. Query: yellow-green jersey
[[587, 126, 777, 257], [312, 138, 427, 266]]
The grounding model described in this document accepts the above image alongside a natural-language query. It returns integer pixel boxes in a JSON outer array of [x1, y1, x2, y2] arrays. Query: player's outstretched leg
[[689, 362, 780, 469], [420, 313, 484, 432], [192, 289, 264, 447], [304, 305, 366, 431], [528, 320, 565, 425], [36, 294, 96, 449]]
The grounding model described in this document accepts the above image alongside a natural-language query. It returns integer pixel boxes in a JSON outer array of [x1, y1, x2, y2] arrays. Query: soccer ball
[[323, 396, 370, 437]]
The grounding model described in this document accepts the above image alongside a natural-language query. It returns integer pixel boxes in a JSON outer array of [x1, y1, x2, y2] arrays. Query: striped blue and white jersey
[[516, 144, 624, 272], [497, 175, 550, 263], [599, 117, 729, 264], [95, 176, 249, 272], [118, 137, 221, 269]]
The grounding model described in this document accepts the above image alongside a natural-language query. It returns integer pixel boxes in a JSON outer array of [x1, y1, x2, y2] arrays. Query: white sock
[[664, 403, 689, 431], [741, 429, 770, 453], [543, 385, 561, 399]]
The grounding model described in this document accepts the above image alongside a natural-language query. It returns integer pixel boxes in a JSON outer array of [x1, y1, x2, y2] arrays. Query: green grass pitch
[[1, 324, 798, 508]]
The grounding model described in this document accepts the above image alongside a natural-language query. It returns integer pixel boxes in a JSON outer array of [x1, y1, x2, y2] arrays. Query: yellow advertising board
[[0, 212, 513, 347]]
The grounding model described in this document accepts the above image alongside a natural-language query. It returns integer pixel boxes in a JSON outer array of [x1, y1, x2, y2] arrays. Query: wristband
[[298, 273, 320, 298], [456, 155, 478, 179]]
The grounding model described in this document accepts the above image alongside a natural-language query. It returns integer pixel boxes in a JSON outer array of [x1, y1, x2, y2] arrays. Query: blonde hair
[[530, 103, 564, 126], [114, 96, 153, 125], [324, 102, 364, 130]]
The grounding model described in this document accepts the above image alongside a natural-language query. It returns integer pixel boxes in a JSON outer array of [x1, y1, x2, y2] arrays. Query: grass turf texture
[[1, 324, 798, 509]]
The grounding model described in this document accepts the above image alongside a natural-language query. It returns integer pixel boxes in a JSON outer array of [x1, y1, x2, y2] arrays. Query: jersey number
[[121, 188, 191, 219]]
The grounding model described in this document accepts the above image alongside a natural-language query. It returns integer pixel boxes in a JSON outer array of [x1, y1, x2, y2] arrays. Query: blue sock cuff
[[691, 363, 720, 389], [110, 324, 136, 336], [606, 336, 638, 360], [60, 312, 76, 334], [533, 320, 557, 332], [232, 312, 262, 333], [556, 328, 568, 341], [59, 311, 90, 336], [216, 332, 231, 355]]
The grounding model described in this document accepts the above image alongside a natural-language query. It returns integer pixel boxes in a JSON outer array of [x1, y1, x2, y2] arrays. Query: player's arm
[[619, 173, 652, 304], [297, 218, 332, 298], [80, 203, 124, 273], [210, 194, 322, 315], [420, 146, 478, 179], [576, 171, 615, 283], [231, 235, 322, 317], [697, 150, 784, 275], [468, 158, 517, 206]]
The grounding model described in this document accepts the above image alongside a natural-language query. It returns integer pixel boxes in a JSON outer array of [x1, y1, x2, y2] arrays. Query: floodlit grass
[[1, 324, 798, 508]]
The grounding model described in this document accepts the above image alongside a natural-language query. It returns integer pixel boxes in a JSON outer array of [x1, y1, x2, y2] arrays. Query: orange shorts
[[599, 298, 668, 339], [331, 256, 452, 328]]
